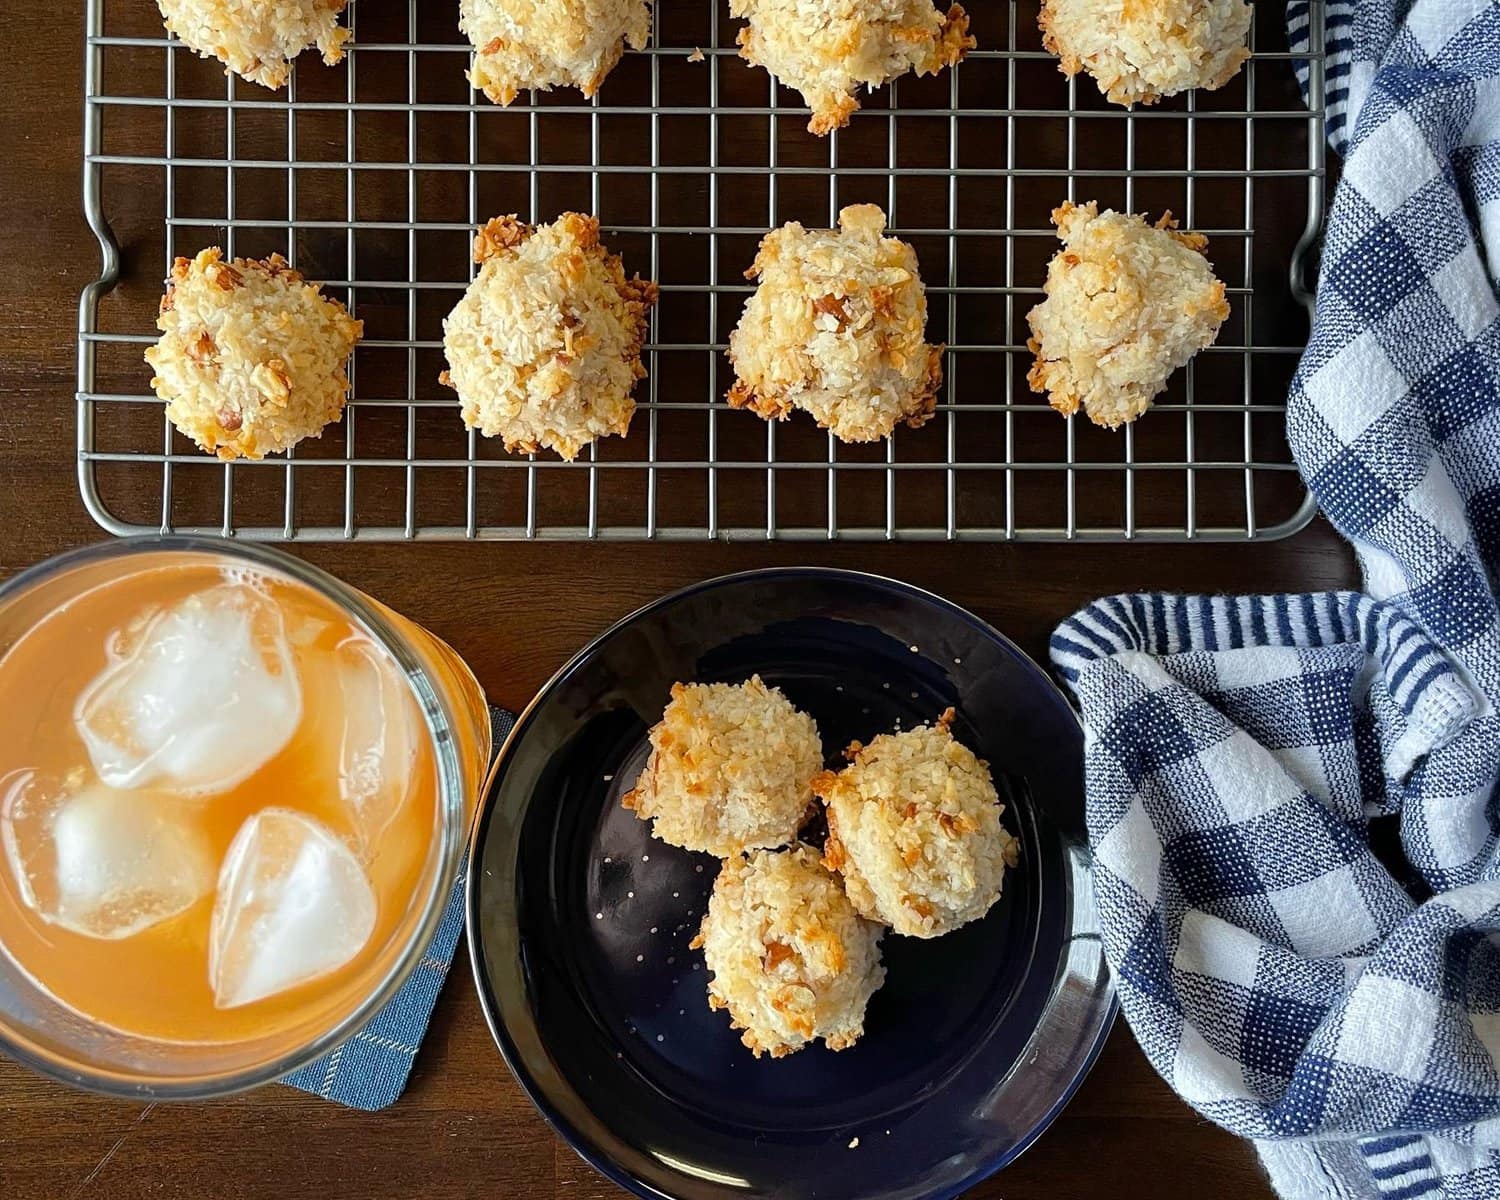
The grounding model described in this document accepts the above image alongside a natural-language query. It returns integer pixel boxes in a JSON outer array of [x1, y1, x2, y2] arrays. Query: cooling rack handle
[[81, 0, 122, 299], [1290, 227, 1323, 310], [81, 178, 122, 299]]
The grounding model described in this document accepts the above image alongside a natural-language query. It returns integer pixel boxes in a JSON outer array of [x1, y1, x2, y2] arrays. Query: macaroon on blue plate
[[467, 568, 1114, 1200]]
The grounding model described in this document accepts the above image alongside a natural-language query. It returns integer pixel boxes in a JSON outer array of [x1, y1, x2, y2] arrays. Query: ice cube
[[75, 583, 303, 796], [209, 808, 377, 1010], [335, 638, 419, 857], [0, 769, 215, 940]]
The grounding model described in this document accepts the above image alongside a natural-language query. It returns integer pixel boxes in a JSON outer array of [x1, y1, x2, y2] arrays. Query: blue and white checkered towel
[[280, 707, 514, 1110], [1051, 3, 1500, 1197]]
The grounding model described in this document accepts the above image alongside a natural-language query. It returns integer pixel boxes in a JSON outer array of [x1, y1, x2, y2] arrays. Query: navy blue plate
[[467, 569, 1113, 1200]]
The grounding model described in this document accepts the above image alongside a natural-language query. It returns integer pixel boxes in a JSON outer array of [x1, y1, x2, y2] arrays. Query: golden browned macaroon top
[[146, 248, 362, 461], [815, 708, 1019, 938], [440, 213, 657, 460], [731, 0, 973, 135], [157, 0, 353, 90], [1039, 0, 1252, 107], [1026, 201, 1229, 429], [622, 676, 823, 856], [460, 0, 653, 106], [727, 203, 943, 444], [690, 845, 886, 1058]]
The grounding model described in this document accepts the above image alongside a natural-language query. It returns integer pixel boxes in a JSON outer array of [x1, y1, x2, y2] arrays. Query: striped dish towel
[[1052, 2, 1500, 1197], [281, 707, 515, 1110]]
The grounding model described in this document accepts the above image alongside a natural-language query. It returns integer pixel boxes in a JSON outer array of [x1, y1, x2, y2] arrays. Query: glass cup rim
[[0, 535, 469, 1100]]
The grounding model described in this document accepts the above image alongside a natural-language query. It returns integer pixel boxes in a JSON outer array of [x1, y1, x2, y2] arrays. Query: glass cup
[[0, 537, 492, 1098]]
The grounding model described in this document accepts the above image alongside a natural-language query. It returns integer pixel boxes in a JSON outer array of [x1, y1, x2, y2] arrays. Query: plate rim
[[465, 566, 1118, 1200]]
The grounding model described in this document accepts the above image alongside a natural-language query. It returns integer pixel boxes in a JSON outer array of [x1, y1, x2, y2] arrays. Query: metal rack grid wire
[[79, 1, 1327, 542]]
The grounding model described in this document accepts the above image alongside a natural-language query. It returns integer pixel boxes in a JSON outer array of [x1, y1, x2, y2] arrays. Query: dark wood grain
[[0, 5, 1352, 1198]]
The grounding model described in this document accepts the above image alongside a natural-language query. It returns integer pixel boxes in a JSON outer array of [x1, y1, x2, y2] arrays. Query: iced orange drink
[[0, 540, 491, 1094]]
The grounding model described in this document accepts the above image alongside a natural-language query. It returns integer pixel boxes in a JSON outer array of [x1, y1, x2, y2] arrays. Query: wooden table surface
[[0, 5, 1354, 1197]]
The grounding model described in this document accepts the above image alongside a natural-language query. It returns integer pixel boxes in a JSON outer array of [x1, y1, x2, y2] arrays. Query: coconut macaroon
[[730, 0, 973, 135], [1026, 202, 1228, 429], [157, 0, 353, 90], [146, 249, 362, 461], [440, 214, 656, 460], [459, 0, 652, 106], [727, 204, 942, 443], [815, 709, 1018, 939], [1039, 0, 1251, 107], [691, 846, 885, 1058], [622, 677, 823, 856]]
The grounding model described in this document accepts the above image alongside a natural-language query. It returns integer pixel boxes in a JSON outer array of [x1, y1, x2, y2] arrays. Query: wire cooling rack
[[79, 2, 1326, 542]]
